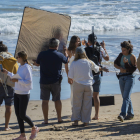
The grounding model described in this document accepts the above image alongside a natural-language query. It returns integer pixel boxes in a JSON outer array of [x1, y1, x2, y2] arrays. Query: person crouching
[[68, 47, 109, 126]]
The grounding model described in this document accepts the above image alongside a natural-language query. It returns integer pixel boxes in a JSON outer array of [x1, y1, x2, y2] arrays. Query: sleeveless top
[[69, 51, 75, 65], [69, 55, 75, 65], [120, 54, 131, 69]]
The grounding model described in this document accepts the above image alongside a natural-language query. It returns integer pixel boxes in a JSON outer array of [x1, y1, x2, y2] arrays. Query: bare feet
[[92, 116, 99, 120], [42, 121, 48, 124], [4, 127, 12, 131], [58, 119, 64, 123]]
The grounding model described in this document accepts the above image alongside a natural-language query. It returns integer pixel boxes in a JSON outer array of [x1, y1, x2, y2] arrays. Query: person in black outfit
[[84, 33, 109, 120]]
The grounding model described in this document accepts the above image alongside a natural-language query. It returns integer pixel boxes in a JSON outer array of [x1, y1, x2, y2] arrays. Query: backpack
[[85, 44, 101, 75]]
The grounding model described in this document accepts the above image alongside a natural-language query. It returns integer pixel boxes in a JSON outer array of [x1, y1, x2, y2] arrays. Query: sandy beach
[[0, 92, 140, 140]]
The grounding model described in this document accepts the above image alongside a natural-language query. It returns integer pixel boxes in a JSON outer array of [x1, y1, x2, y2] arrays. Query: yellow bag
[[0, 52, 18, 87]]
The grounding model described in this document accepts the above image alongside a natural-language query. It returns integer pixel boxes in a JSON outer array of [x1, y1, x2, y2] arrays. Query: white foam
[[70, 12, 140, 32], [0, 1, 140, 34], [0, 13, 22, 34]]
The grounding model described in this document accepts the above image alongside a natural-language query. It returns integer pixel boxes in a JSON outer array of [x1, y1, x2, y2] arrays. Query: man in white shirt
[[85, 33, 109, 120]]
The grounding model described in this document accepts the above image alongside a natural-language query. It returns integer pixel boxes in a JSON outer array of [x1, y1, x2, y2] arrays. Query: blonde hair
[[74, 51, 95, 66], [17, 51, 32, 67]]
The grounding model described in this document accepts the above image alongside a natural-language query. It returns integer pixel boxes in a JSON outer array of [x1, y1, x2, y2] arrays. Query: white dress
[[69, 55, 75, 107]]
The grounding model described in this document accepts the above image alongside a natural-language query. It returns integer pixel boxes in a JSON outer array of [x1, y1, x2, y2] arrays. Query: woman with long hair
[[65, 35, 81, 107], [3, 51, 39, 140], [114, 41, 137, 122], [68, 47, 108, 126]]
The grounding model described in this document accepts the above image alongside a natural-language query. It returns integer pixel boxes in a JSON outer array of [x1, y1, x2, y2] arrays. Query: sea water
[[0, 0, 140, 103]]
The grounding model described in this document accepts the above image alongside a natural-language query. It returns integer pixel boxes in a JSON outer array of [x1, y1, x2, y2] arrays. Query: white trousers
[[70, 83, 73, 107], [71, 81, 93, 123]]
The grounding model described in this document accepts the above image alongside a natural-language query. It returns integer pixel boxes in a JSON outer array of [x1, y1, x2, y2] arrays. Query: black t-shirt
[[36, 49, 68, 84]]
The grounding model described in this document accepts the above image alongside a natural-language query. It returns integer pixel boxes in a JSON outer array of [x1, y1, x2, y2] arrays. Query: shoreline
[[1, 92, 140, 107]]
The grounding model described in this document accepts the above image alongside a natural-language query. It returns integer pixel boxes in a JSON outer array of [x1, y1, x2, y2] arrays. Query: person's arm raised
[[124, 54, 137, 73]]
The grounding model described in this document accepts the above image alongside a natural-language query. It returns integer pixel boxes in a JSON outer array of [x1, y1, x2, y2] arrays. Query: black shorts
[[0, 84, 14, 106], [40, 81, 61, 101]]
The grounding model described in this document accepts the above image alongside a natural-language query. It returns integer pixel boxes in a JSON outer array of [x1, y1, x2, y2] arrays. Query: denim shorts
[[92, 74, 101, 92], [0, 84, 14, 106], [40, 81, 61, 101]]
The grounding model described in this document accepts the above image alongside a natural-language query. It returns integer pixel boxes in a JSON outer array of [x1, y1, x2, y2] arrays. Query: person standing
[[0, 41, 18, 131], [33, 38, 69, 124], [84, 33, 109, 120], [68, 47, 109, 126], [65, 35, 81, 107], [3, 51, 39, 140], [114, 41, 137, 122]]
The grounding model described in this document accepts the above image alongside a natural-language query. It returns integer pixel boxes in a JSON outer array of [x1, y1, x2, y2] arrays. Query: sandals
[[58, 120, 64, 123], [92, 117, 99, 120], [5, 127, 12, 131], [72, 121, 78, 126], [82, 123, 89, 126], [42, 121, 48, 124]]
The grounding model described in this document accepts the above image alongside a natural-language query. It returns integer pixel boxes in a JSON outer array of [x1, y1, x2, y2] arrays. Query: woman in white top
[[65, 35, 81, 107], [68, 47, 108, 126], [3, 51, 39, 140]]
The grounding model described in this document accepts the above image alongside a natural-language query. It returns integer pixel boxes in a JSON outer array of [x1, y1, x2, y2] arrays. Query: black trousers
[[14, 93, 34, 133]]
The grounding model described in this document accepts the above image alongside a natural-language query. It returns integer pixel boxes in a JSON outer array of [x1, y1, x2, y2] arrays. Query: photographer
[[84, 33, 109, 120]]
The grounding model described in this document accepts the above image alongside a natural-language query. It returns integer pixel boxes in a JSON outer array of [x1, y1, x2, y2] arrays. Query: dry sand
[[0, 93, 140, 140]]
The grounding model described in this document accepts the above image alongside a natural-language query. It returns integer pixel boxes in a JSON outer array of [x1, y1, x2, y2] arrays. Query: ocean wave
[[0, 13, 22, 34], [0, 1, 140, 34], [70, 13, 140, 32]]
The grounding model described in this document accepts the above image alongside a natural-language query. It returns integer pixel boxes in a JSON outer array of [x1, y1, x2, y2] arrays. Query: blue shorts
[[92, 74, 101, 93], [0, 84, 14, 106]]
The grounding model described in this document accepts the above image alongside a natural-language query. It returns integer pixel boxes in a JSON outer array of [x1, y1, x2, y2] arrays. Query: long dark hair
[[0, 41, 8, 52], [68, 35, 80, 52], [17, 51, 32, 67], [121, 40, 133, 54]]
